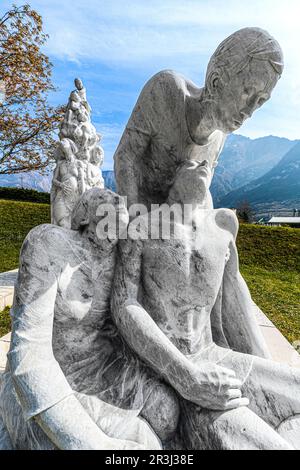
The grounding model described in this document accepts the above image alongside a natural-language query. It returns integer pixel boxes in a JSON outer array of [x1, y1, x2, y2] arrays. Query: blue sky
[[1, 0, 300, 169]]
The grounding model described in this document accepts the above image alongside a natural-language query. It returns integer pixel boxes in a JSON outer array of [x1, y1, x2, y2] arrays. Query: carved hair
[[206, 27, 284, 85], [71, 187, 121, 230]]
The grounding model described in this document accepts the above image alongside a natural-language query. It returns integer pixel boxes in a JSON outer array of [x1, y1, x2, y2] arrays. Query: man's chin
[[216, 121, 239, 134], [226, 122, 241, 133]]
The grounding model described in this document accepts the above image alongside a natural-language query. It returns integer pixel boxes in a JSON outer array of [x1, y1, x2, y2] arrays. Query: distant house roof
[[268, 217, 300, 224]]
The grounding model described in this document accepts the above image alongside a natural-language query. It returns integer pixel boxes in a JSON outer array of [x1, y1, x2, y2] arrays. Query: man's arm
[[114, 126, 151, 208], [113, 73, 161, 207], [111, 237, 192, 383], [220, 240, 271, 359], [111, 237, 248, 411], [35, 395, 144, 450]]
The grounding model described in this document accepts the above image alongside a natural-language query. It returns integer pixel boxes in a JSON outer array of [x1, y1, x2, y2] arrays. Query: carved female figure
[[51, 138, 82, 228], [86, 144, 105, 189], [0, 189, 162, 450]]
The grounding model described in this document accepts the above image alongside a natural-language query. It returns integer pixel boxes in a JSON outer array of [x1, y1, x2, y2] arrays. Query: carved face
[[91, 146, 104, 166], [169, 160, 212, 205], [211, 60, 280, 133], [71, 188, 129, 247]]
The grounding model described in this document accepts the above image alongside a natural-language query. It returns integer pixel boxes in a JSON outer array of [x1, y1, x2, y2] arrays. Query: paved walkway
[[0, 269, 17, 311], [0, 270, 16, 371], [0, 333, 10, 374], [0, 269, 18, 287], [254, 305, 300, 368]]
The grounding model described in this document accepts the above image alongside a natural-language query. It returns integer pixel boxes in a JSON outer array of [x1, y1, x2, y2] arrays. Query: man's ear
[[78, 200, 90, 226], [71, 199, 90, 229], [206, 71, 222, 95], [80, 217, 90, 227]]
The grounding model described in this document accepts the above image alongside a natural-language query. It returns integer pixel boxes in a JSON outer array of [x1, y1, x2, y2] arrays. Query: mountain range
[[0, 134, 299, 217], [218, 141, 300, 218], [0, 169, 116, 193], [211, 134, 297, 205]]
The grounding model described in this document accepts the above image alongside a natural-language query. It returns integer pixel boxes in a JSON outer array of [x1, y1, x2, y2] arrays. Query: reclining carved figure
[[0, 188, 168, 450], [111, 160, 300, 450]]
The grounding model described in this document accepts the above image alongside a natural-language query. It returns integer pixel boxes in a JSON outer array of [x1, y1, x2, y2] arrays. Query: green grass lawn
[[0, 199, 50, 272], [237, 224, 300, 344], [0, 199, 299, 344], [0, 306, 11, 337]]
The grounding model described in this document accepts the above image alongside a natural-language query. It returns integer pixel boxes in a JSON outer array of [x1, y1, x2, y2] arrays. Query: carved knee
[[141, 383, 180, 442]]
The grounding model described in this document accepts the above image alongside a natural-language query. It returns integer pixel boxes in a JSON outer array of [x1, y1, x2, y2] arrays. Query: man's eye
[[246, 95, 255, 107], [257, 98, 266, 106]]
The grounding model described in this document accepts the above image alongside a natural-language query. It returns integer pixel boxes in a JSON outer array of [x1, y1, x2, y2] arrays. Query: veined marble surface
[[1, 27, 300, 451], [51, 79, 104, 229]]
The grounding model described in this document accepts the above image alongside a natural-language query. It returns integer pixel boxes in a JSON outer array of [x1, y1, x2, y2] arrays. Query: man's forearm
[[223, 272, 271, 359], [35, 395, 114, 450], [113, 300, 193, 392]]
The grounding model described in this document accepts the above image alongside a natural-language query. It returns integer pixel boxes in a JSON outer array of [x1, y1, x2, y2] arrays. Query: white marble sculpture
[[1, 27, 300, 451], [51, 79, 104, 228]]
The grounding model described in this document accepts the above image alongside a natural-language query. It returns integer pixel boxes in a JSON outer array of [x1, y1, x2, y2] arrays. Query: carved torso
[[140, 210, 233, 354], [114, 70, 226, 207]]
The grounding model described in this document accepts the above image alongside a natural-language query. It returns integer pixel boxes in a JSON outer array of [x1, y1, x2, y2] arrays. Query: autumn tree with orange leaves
[[0, 4, 64, 175]]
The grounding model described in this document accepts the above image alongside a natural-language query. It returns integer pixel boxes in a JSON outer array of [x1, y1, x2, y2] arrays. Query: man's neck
[[185, 90, 218, 145], [165, 197, 208, 225], [81, 229, 115, 258]]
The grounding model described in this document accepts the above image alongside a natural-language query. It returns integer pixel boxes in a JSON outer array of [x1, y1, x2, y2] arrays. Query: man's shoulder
[[25, 223, 66, 244], [126, 70, 187, 133], [149, 69, 182, 82], [215, 209, 239, 239], [138, 69, 187, 104], [146, 69, 187, 90], [22, 224, 74, 258]]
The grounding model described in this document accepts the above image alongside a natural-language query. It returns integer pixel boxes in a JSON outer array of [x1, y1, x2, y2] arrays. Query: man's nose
[[241, 97, 261, 119], [240, 108, 253, 121]]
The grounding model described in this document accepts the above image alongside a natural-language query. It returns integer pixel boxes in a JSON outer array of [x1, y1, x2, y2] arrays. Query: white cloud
[[5, 1, 298, 64], [1, 0, 299, 140]]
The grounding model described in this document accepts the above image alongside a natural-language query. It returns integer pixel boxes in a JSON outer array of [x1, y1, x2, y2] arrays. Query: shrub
[[0, 187, 50, 204]]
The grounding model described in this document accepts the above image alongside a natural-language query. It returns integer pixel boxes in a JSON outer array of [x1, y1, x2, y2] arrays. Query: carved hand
[[53, 179, 63, 189], [62, 181, 73, 197], [177, 362, 249, 411]]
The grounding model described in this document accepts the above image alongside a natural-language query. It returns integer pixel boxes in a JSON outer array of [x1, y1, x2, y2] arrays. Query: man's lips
[[197, 166, 210, 177], [234, 114, 249, 127]]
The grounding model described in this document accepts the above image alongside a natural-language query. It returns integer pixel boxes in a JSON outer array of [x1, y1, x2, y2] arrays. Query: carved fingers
[[183, 363, 249, 411], [220, 397, 250, 411]]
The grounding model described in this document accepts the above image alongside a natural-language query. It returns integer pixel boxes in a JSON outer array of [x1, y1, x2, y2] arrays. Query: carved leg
[[0, 414, 13, 450], [140, 381, 180, 443], [240, 356, 300, 449], [0, 375, 57, 450], [184, 351, 300, 450], [179, 402, 293, 450], [75, 391, 161, 450]]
